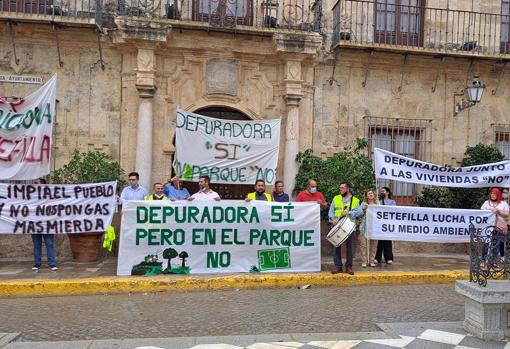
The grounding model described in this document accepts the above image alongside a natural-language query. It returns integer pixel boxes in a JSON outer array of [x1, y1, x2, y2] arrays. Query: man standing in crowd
[[164, 176, 190, 200], [120, 172, 149, 204], [296, 179, 328, 209], [144, 183, 168, 200], [272, 180, 289, 202], [374, 186, 396, 265], [31, 178, 58, 272], [188, 175, 221, 201], [246, 179, 272, 201], [328, 182, 362, 275]]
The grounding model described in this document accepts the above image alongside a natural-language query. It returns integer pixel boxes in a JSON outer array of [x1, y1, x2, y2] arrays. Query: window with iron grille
[[364, 116, 432, 204], [494, 124, 510, 159]]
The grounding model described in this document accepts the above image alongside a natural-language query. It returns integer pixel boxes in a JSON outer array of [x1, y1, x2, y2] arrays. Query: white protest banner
[[0, 181, 116, 234], [366, 205, 495, 243], [0, 75, 57, 180], [375, 148, 510, 188], [174, 108, 281, 185], [117, 200, 320, 275]]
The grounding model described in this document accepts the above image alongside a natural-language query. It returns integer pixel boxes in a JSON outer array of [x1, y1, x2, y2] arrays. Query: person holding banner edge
[[246, 180, 273, 201], [480, 188, 509, 264], [188, 175, 221, 201], [374, 186, 396, 266], [328, 182, 362, 275]]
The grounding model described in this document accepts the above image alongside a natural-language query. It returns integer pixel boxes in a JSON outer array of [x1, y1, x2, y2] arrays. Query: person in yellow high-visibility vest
[[327, 182, 362, 275], [246, 179, 272, 202], [144, 182, 168, 201]]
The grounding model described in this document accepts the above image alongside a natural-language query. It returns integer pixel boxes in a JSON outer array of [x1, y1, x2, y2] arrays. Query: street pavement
[[0, 284, 465, 342]]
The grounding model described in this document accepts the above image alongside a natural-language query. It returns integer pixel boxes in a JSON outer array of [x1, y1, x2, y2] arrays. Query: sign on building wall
[[174, 108, 281, 185], [117, 200, 320, 276], [0, 75, 57, 180], [375, 148, 510, 188], [366, 205, 495, 243], [0, 182, 117, 234], [0, 75, 43, 84]]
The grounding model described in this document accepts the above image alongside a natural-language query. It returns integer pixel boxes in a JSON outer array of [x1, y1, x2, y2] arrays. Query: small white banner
[[174, 108, 281, 185], [374, 148, 510, 188], [0, 182, 117, 234], [0, 75, 57, 180], [366, 205, 495, 243], [117, 200, 320, 276]]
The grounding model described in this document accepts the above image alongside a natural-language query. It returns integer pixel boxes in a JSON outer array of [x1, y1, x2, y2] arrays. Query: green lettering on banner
[[221, 229, 233, 245], [161, 229, 172, 245], [284, 204, 295, 222], [207, 251, 231, 268], [188, 206, 200, 223], [150, 207, 161, 223], [213, 207, 224, 223], [204, 228, 216, 245], [271, 206, 282, 222], [250, 207, 260, 223], [136, 207, 148, 223], [192, 229, 204, 245], [249, 229, 261, 245], [148, 229, 159, 245], [136, 228, 148, 245], [304, 230, 314, 246]]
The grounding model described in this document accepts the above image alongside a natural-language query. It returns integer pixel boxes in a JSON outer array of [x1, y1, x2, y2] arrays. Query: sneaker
[[387, 260, 393, 265], [32, 265, 40, 272], [373, 259, 379, 265], [49, 266, 58, 272], [369, 262, 376, 267], [361, 263, 367, 268]]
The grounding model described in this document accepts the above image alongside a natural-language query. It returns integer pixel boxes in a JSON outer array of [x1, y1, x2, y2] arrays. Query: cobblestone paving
[[0, 284, 464, 342]]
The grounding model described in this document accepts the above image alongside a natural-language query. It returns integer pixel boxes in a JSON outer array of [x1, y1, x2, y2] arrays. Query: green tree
[[294, 138, 375, 214], [163, 248, 178, 269], [416, 144, 505, 209], [179, 251, 189, 268]]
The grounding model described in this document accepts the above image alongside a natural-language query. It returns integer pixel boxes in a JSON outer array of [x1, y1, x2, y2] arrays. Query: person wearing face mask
[[296, 179, 328, 209], [246, 179, 273, 201], [374, 186, 396, 266], [119, 172, 149, 205], [188, 175, 221, 201], [481, 188, 509, 263]]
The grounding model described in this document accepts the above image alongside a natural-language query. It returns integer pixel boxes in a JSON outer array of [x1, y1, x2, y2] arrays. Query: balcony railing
[[333, 0, 510, 57], [0, 0, 320, 32]]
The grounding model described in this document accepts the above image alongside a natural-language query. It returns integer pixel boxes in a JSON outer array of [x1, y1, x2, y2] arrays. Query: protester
[[272, 180, 289, 202], [358, 189, 378, 268], [295, 179, 328, 209], [501, 188, 509, 258], [31, 178, 58, 272], [328, 182, 362, 275], [246, 179, 272, 201], [374, 186, 396, 266], [164, 176, 190, 200], [188, 175, 221, 201], [119, 172, 149, 204], [144, 183, 168, 200], [480, 188, 509, 263]]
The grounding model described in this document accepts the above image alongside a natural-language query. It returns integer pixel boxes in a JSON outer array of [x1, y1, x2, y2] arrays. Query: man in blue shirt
[[272, 180, 289, 202], [164, 176, 190, 200], [119, 172, 149, 204]]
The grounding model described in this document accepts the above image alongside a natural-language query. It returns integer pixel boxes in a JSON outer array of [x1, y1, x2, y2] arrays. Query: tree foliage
[[294, 138, 375, 207], [52, 149, 126, 187], [416, 144, 505, 209]]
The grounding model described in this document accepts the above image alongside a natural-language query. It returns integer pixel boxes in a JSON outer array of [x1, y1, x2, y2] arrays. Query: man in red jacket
[[296, 179, 328, 209]]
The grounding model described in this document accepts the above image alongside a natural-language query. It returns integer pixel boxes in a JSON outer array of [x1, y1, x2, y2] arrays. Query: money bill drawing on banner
[[0, 181, 117, 234], [366, 205, 496, 243], [374, 148, 510, 188], [174, 108, 281, 185], [0, 75, 57, 180], [117, 200, 320, 275]]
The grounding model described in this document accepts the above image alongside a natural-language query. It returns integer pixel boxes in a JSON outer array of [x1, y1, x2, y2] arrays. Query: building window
[[365, 116, 432, 205], [502, 1, 510, 53], [374, 0, 424, 46], [494, 124, 510, 159], [192, 0, 253, 26]]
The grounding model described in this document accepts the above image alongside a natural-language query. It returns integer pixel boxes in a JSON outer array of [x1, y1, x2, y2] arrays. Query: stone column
[[283, 60, 303, 198], [135, 48, 157, 190]]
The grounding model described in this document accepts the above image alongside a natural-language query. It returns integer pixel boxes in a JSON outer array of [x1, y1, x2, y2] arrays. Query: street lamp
[[453, 76, 486, 116]]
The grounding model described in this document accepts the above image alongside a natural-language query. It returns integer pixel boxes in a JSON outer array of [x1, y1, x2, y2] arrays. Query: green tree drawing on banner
[[179, 251, 189, 268], [163, 248, 178, 269]]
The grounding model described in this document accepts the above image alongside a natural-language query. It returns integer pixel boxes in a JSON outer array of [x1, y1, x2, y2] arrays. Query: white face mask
[[310, 187, 317, 194]]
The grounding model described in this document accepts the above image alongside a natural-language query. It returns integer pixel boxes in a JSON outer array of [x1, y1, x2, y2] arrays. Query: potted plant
[[52, 149, 126, 262]]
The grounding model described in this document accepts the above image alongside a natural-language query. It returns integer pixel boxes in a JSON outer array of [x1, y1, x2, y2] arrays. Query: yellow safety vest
[[333, 195, 359, 218], [247, 192, 273, 202], [144, 195, 168, 201]]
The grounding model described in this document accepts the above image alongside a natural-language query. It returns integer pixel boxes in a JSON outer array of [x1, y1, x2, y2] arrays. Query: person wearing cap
[[164, 176, 190, 201]]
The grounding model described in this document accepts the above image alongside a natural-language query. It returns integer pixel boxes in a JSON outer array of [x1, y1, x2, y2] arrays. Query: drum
[[326, 216, 356, 247]]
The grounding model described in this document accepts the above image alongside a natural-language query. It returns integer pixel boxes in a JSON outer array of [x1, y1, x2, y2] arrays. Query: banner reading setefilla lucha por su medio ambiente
[[174, 108, 281, 185], [0, 75, 57, 180], [375, 148, 510, 188], [117, 200, 320, 276]]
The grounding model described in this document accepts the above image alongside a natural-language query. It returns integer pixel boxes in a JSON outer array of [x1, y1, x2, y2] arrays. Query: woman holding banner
[[480, 188, 509, 264], [374, 187, 396, 266], [358, 189, 378, 268]]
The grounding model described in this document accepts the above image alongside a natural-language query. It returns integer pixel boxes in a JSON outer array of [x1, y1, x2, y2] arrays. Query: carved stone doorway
[[175, 106, 256, 200]]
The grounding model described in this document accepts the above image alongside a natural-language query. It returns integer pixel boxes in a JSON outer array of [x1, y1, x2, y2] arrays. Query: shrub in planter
[[52, 150, 125, 262]]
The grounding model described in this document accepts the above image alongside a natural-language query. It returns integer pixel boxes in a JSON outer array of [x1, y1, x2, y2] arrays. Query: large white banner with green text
[[117, 200, 320, 275], [0, 75, 57, 180], [174, 108, 281, 185]]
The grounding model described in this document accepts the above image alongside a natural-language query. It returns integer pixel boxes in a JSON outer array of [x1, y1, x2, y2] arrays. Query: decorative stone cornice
[[136, 84, 157, 98], [273, 32, 322, 56], [114, 17, 171, 44], [284, 93, 302, 107]]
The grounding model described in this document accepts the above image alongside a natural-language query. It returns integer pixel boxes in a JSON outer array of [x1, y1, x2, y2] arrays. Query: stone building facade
[[1, 0, 510, 258]]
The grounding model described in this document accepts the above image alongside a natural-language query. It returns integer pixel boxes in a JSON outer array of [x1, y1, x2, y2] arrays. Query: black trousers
[[375, 240, 393, 263]]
